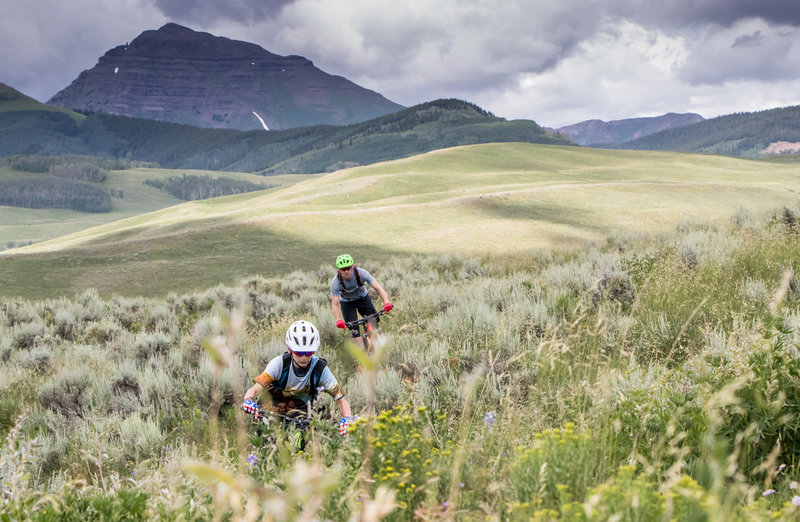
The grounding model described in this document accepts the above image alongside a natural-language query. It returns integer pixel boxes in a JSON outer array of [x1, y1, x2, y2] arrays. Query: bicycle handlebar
[[345, 310, 386, 329]]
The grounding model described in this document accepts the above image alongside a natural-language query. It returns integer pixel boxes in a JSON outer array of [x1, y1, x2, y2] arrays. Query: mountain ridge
[[1, 86, 572, 173], [551, 112, 704, 146], [609, 105, 800, 157], [46, 23, 404, 131]]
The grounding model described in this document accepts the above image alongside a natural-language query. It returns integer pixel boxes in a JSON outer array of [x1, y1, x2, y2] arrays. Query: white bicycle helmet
[[285, 320, 320, 352]]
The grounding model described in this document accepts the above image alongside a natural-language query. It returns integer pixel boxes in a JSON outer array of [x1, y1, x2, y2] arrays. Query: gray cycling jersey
[[330, 267, 374, 302]]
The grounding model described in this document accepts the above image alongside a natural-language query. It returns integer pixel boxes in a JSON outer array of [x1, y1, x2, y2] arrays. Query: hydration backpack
[[272, 352, 328, 405]]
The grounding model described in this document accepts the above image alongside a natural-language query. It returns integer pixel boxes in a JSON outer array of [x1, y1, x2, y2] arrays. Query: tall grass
[[1, 204, 800, 519]]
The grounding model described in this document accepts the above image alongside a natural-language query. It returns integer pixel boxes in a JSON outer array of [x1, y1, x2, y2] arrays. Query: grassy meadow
[[1, 143, 799, 299], [1, 200, 800, 519], [0, 166, 310, 248]]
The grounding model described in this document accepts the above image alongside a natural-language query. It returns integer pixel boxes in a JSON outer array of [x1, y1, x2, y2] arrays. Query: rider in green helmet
[[330, 254, 392, 350]]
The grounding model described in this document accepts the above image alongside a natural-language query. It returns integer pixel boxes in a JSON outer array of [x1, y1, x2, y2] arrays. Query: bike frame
[[255, 408, 310, 429], [345, 309, 386, 351]]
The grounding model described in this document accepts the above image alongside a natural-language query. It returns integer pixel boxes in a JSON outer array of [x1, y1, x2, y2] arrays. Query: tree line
[[0, 177, 112, 212], [0, 154, 157, 174], [144, 174, 273, 200], [0, 155, 122, 212]]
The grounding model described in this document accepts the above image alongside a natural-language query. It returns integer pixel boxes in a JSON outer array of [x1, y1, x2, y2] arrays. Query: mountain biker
[[242, 320, 355, 436], [330, 254, 392, 350]]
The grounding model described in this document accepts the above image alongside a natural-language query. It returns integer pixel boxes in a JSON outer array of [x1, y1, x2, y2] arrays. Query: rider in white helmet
[[242, 320, 354, 435]]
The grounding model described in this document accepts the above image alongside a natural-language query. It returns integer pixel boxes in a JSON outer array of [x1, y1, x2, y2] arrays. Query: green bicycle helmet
[[336, 254, 354, 269]]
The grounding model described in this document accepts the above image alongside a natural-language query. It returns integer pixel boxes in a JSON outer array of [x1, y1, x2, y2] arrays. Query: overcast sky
[[3, 0, 800, 128]]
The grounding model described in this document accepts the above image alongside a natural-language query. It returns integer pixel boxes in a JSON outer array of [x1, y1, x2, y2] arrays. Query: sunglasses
[[340, 266, 353, 271], [293, 351, 314, 357]]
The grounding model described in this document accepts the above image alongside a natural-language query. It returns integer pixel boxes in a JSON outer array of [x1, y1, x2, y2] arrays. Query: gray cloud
[[678, 21, 800, 85], [1, 0, 799, 129], [732, 30, 765, 47], [614, 0, 800, 28], [269, 0, 605, 108], [148, 0, 294, 24]]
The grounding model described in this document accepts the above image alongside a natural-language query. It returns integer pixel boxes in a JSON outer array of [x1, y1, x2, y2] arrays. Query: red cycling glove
[[336, 319, 346, 329], [384, 302, 393, 313]]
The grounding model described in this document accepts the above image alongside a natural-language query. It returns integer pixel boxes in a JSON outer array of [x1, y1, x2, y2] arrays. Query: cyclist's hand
[[242, 398, 259, 417], [336, 319, 346, 329], [339, 416, 353, 436], [384, 302, 393, 313]]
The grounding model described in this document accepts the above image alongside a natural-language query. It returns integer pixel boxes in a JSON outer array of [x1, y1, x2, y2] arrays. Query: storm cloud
[[2, 0, 799, 128], [146, 0, 294, 24]]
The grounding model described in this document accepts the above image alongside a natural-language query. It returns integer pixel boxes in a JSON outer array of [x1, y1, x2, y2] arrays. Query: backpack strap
[[309, 358, 328, 405], [275, 353, 328, 405], [276, 352, 292, 391]]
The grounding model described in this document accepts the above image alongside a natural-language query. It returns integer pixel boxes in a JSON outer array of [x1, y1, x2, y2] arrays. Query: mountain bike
[[251, 408, 340, 453], [250, 408, 313, 452], [254, 408, 311, 430], [345, 310, 386, 353]]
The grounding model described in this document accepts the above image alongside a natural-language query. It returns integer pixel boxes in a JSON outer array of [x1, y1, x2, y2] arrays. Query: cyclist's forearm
[[330, 296, 342, 320], [336, 397, 352, 418], [244, 383, 264, 401], [371, 281, 390, 303]]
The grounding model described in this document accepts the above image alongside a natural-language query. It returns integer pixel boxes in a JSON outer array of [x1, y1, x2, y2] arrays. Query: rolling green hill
[[0, 87, 573, 173], [1, 142, 798, 299], [0, 161, 310, 248], [610, 105, 800, 157], [0, 83, 85, 124]]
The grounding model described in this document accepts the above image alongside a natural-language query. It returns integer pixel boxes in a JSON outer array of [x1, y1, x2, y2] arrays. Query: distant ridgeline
[[0, 96, 574, 174], [608, 105, 800, 157]]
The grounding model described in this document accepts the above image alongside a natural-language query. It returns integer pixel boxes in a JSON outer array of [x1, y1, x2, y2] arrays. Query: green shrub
[[134, 332, 172, 360], [32, 488, 149, 521], [591, 271, 636, 311], [12, 320, 46, 349], [509, 423, 612, 512], [116, 412, 164, 464], [3, 301, 38, 326], [82, 317, 123, 345], [13, 344, 53, 374], [719, 317, 800, 475], [37, 367, 96, 417], [52, 306, 78, 341], [346, 405, 444, 516]]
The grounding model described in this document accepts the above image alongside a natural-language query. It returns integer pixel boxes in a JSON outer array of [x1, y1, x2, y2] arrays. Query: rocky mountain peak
[[47, 24, 403, 131], [121, 23, 279, 61]]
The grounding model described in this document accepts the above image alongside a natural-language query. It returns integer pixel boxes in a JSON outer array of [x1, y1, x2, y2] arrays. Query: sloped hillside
[[1, 95, 573, 173], [610, 105, 800, 157], [3, 142, 798, 298], [553, 113, 704, 145]]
